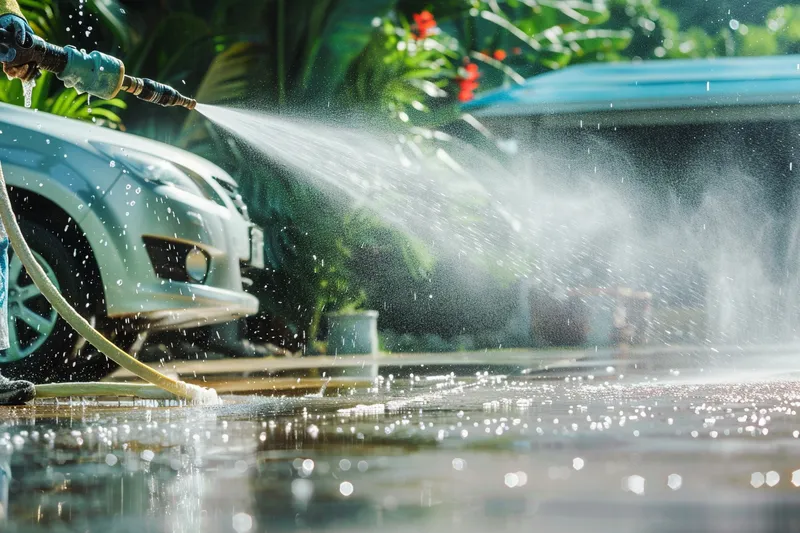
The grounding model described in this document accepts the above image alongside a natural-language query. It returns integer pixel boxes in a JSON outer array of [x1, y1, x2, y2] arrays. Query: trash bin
[[325, 310, 380, 355]]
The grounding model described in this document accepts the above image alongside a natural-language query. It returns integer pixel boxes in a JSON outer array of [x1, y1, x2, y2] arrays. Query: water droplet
[[625, 475, 646, 495], [504, 472, 520, 488], [339, 482, 354, 497], [292, 478, 314, 502], [766, 471, 780, 487], [232, 512, 253, 533], [667, 473, 682, 490], [22, 78, 36, 109]]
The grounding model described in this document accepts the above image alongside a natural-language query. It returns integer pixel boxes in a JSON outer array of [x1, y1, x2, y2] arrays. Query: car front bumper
[[89, 173, 261, 329], [112, 281, 259, 330]]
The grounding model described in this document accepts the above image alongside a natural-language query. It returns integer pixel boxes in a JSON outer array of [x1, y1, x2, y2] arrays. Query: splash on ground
[[4, 355, 800, 532]]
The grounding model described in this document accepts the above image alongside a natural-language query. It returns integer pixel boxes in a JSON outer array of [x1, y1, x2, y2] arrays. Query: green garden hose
[[0, 163, 219, 404]]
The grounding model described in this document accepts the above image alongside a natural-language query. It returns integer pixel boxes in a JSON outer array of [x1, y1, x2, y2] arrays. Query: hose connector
[[121, 76, 197, 110], [57, 45, 125, 100]]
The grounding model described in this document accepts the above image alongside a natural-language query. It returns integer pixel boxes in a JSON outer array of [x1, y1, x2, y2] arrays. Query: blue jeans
[[0, 236, 8, 353]]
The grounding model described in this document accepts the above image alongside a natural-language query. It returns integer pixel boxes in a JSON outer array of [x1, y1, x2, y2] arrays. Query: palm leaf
[[176, 42, 258, 149], [19, 0, 60, 42], [301, 0, 399, 103], [87, 0, 132, 51]]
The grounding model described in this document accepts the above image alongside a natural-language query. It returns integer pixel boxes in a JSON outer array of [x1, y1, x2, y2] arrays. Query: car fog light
[[186, 248, 209, 283]]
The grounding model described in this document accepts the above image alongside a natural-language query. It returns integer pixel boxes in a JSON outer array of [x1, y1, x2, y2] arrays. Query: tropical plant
[[605, 1, 800, 60], [0, 1, 126, 125]]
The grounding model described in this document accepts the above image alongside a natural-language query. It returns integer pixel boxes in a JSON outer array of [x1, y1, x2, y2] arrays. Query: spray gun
[[0, 27, 197, 110]]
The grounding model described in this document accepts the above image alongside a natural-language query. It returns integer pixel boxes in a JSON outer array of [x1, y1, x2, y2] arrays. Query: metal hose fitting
[[121, 75, 197, 110]]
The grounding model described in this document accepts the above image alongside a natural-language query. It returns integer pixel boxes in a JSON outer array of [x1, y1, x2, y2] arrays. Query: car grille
[[213, 177, 250, 221]]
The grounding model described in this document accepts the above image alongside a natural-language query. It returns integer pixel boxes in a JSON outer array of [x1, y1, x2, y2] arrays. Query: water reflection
[[3, 365, 800, 532], [0, 445, 9, 525]]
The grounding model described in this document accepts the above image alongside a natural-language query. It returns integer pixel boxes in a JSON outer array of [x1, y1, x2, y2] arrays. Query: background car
[[0, 102, 262, 382]]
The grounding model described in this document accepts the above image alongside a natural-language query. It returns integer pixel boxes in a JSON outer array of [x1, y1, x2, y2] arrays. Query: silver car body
[[0, 102, 260, 330]]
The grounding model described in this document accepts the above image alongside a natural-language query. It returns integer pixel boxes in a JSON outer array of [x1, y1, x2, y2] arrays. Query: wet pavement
[[4, 349, 800, 532]]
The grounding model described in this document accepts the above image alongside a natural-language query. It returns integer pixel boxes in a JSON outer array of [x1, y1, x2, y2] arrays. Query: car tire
[[0, 220, 144, 383]]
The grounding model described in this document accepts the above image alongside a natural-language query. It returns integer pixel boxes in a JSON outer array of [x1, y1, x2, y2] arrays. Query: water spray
[[0, 27, 197, 109], [0, 30, 217, 403]]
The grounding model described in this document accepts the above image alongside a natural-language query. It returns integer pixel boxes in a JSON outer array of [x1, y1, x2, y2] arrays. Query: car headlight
[[91, 142, 208, 199]]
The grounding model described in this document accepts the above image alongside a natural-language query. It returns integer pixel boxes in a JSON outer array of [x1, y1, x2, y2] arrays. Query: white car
[[0, 102, 262, 382]]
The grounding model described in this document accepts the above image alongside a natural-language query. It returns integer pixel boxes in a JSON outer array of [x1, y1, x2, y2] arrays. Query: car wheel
[[0, 220, 144, 383]]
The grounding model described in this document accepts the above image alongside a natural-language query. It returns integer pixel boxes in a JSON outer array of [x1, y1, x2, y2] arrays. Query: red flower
[[456, 62, 480, 102], [493, 49, 507, 61], [413, 10, 437, 40], [512, 47, 522, 55]]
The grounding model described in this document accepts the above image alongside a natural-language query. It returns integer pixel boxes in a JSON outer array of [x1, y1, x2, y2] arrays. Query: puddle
[[3, 367, 800, 532]]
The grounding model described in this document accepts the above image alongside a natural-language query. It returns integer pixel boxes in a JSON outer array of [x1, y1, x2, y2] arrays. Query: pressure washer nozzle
[[121, 75, 197, 110]]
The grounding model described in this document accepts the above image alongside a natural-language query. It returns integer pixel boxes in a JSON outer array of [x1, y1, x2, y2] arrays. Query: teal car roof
[[462, 55, 800, 118]]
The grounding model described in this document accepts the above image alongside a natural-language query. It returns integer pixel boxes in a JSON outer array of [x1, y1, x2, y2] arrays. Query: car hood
[[0, 102, 239, 188]]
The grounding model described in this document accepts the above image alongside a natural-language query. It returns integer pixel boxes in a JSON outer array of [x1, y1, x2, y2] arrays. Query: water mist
[[195, 103, 800, 348]]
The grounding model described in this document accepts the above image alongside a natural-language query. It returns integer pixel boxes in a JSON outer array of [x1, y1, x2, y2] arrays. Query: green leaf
[[177, 42, 258, 148], [19, 0, 60, 42], [301, 0, 399, 102], [88, 0, 132, 50]]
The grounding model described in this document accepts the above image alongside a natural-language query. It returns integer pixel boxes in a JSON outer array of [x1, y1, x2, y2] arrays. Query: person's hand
[[0, 14, 38, 81], [0, 14, 33, 62]]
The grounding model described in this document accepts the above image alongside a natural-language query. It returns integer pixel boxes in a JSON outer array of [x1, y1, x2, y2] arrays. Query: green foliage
[[435, 0, 632, 80], [343, 17, 457, 121], [659, 0, 774, 33], [604, 1, 800, 60], [300, 0, 399, 104], [763, 5, 800, 55], [0, 1, 126, 126], [19, 0, 64, 42]]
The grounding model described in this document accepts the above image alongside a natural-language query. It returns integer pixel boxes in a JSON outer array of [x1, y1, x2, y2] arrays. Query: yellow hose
[[35, 382, 179, 400], [0, 163, 218, 404]]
